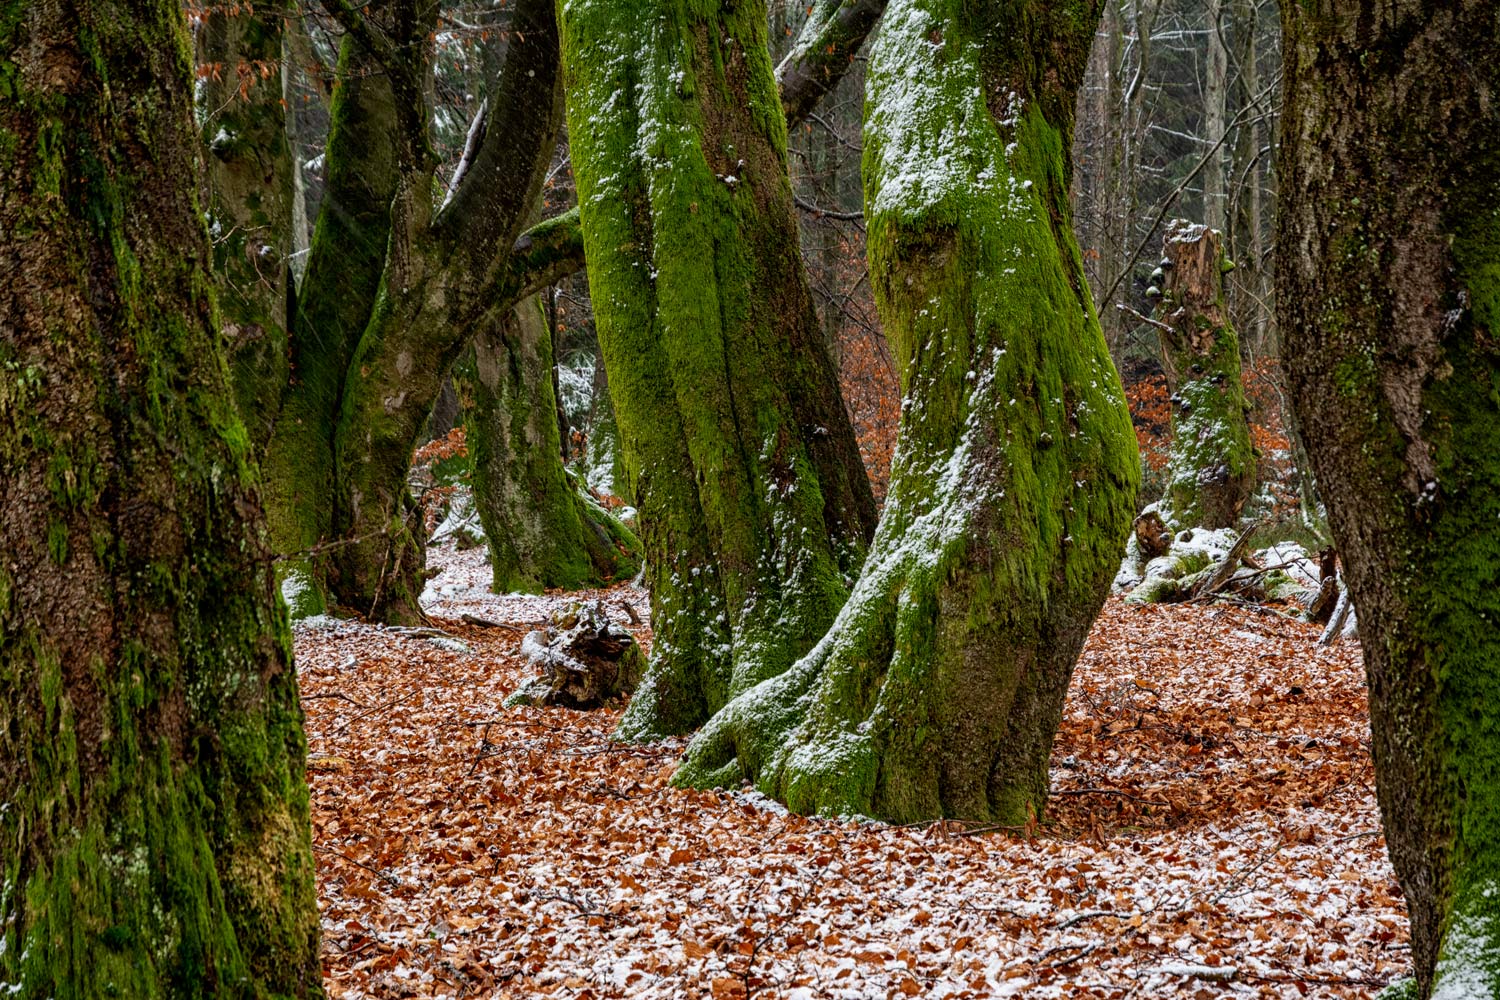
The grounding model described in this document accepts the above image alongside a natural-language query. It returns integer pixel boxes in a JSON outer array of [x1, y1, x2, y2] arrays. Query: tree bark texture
[[260, 25, 400, 618], [1, 4, 321, 995], [1155, 221, 1256, 529], [559, 0, 881, 741], [1277, 2, 1500, 995], [674, 0, 1139, 823], [327, 0, 564, 624], [197, 2, 296, 454], [462, 296, 642, 593]]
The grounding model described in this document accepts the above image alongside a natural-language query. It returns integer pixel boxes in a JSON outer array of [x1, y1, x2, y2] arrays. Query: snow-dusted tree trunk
[[559, 0, 879, 739], [1277, 2, 1500, 995], [1155, 221, 1255, 528], [1, 3, 321, 992], [674, 0, 1139, 823]]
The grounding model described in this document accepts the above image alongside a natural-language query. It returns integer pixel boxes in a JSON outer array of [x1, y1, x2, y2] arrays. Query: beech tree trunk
[[261, 24, 399, 618], [1277, 2, 1500, 995], [674, 0, 1139, 823], [1155, 221, 1256, 528], [462, 296, 642, 593], [559, 0, 880, 741], [326, 0, 565, 624], [197, 2, 296, 453], [1, 4, 321, 994]]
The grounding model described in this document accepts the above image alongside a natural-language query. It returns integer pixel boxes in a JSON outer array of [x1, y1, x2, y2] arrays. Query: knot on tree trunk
[[506, 600, 645, 709]]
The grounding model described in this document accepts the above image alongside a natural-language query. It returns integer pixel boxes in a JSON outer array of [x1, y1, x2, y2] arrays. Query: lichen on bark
[[673, 0, 1138, 824], [558, 0, 878, 741]]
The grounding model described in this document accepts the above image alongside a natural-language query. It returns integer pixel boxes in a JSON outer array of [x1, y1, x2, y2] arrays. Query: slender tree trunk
[[559, 0, 880, 741], [1201, 0, 1228, 234], [1154, 221, 1255, 528], [1, 4, 321, 994], [198, 2, 296, 452], [261, 26, 399, 617], [1277, 2, 1500, 995], [675, 0, 1138, 822], [461, 296, 642, 593]]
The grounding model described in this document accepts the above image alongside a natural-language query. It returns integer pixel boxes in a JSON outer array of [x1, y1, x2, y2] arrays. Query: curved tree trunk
[[674, 0, 1139, 824], [1155, 221, 1255, 528], [197, 1, 296, 453], [261, 26, 399, 618], [1, 4, 321, 994], [1277, 2, 1500, 995], [327, 0, 564, 624], [462, 295, 642, 593], [559, 0, 880, 741]]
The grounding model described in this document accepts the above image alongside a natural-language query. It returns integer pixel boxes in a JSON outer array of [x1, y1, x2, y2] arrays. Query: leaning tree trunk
[[1153, 220, 1256, 528], [462, 295, 642, 593], [559, 0, 880, 741], [260, 25, 399, 617], [1277, 2, 1500, 995], [674, 0, 1138, 822], [197, 1, 296, 453], [1, 5, 321, 995]]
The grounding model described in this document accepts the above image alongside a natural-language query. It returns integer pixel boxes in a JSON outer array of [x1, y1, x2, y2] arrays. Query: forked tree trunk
[[1155, 221, 1256, 528], [197, 2, 296, 452], [462, 296, 642, 593], [674, 0, 1138, 822], [1, 5, 321, 994], [261, 26, 399, 617], [1277, 2, 1500, 995], [559, 0, 880, 741], [327, 0, 565, 624]]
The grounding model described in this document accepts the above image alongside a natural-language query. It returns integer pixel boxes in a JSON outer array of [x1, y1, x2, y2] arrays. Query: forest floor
[[298, 541, 1410, 1000]]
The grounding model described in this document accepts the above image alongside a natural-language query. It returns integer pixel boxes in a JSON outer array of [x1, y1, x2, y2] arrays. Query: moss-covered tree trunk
[[559, 0, 881, 741], [1, 4, 321, 995], [260, 24, 399, 618], [1276, 2, 1500, 995], [197, 2, 296, 453], [462, 295, 642, 593], [675, 0, 1138, 823], [325, 0, 566, 624], [1152, 220, 1255, 528]]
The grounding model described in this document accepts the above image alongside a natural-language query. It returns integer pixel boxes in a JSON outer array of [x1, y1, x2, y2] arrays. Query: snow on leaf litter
[[298, 538, 1408, 998]]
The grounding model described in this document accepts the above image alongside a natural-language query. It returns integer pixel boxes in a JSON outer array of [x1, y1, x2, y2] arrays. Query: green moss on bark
[[197, 3, 295, 454], [1153, 221, 1256, 529], [1276, 2, 1500, 994], [260, 26, 399, 619], [1, 4, 321, 995], [462, 295, 641, 593], [674, 0, 1138, 825], [558, 0, 878, 741]]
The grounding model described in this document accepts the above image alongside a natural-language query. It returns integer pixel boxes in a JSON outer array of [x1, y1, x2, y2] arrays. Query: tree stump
[[506, 600, 645, 709]]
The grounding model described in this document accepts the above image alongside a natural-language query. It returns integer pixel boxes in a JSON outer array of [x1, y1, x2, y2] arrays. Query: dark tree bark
[[675, 0, 1139, 822], [559, 0, 880, 741], [1277, 1, 1500, 994], [461, 296, 642, 593], [776, 0, 888, 129], [1, 4, 321, 994], [1154, 221, 1256, 528]]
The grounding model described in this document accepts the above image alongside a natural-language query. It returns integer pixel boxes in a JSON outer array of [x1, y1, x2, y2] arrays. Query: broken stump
[[505, 600, 645, 709]]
